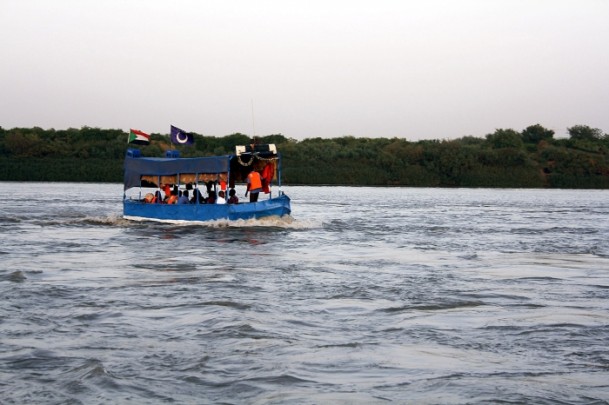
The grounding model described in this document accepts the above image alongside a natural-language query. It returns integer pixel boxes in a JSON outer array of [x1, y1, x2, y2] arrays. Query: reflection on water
[[1, 183, 608, 404]]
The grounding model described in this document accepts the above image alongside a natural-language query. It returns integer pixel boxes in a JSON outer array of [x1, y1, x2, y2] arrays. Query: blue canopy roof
[[124, 154, 231, 189]]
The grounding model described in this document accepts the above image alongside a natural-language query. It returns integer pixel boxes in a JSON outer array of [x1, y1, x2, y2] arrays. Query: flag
[[170, 125, 194, 146], [128, 129, 150, 145]]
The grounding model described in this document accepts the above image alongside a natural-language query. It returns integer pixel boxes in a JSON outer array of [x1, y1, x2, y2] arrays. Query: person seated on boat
[[162, 184, 172, 200], [144, 193, 155, 203], [154, 190, 163, 203], [178, 189, 190, 204], [245, 169, 263, 202], [206, 191, 216, 204], [205, 181, 214, 196], [217, 190, 226, 204], [167, 189, 179, 204], [227, 188, 239, 204], [191, 188, 204, 204]]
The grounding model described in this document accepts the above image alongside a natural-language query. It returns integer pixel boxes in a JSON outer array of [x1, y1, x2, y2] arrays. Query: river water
[[1, 183, 608, 404]]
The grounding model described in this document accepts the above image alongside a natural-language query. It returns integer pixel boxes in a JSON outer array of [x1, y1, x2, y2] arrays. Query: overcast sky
[[1, 0, 608, 140]]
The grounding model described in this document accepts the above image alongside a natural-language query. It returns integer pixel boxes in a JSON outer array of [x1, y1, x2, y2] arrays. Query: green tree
[[485, 128, 524, 149], [522, 124, 554, 143], [568, 125, 603, 140]]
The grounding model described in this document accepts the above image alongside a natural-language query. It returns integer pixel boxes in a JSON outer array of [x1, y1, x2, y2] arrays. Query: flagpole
[[170, 125, 175, 150], [251, 99, 256, 138]]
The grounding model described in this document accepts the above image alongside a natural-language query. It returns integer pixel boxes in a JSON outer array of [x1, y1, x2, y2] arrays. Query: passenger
[[217, 190, 226, 204], [227, 188, 239, 204], [178, 189, 190, 204], [167, 189, 178, 204], [144, 193, 155, 203], [191, 188, 204, 204], [261, 162, 274, 194], [245, 169, 263, 202], [206, 191, 216, 204], [205, 181, 214, 196], [163, 184, 171, 198], [154, 190, 163, 203]]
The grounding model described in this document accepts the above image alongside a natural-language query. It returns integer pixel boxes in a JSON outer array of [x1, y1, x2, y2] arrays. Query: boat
[[123, 143, 291, 222]]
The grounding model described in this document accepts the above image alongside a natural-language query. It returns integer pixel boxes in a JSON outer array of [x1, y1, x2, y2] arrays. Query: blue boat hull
[[123, 194, 291, 222]]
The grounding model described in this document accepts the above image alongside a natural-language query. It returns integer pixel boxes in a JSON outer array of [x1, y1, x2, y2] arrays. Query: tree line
[[0, 124, 608, 188]]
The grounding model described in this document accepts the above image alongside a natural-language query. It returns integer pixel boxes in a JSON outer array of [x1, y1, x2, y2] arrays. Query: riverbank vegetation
[[1, 124, 608, 188]]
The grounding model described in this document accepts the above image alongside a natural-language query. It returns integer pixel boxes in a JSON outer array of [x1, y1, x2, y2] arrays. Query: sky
[[1, 0, 608, 141]]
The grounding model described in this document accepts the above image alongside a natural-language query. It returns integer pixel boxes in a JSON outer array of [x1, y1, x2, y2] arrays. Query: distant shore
[[1, 125, 608, 188]]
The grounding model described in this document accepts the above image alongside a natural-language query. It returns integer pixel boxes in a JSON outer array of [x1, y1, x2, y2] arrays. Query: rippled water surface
[[1, 183, 608, 404]]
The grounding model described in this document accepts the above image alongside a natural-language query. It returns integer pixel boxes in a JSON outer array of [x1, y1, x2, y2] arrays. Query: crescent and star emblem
[[176, 131, 188, 144]]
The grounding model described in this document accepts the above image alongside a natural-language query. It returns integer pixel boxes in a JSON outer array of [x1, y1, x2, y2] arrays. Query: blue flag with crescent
[[170, 125, 194, 146]]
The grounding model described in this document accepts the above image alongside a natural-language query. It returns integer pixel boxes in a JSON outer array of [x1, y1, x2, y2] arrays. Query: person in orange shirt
[[166, 189, 178, 204], [245, 170, 263, 202], [162, 184, 171, 199], [261, 162, 274, 194]]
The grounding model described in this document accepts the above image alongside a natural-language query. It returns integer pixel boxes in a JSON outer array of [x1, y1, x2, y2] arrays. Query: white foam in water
[[120, 214, 321, 229]]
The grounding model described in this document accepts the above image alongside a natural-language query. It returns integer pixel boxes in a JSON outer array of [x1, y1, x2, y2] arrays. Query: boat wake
[[124, 215, 321, 229], [82, 214, 134, 227], [209, 215, 320, 229], [16, 212, 318, 230], [85, 214, 321, 230]]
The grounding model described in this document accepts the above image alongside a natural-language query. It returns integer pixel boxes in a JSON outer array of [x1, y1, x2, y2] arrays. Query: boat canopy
[[124, 154, 231, 190]]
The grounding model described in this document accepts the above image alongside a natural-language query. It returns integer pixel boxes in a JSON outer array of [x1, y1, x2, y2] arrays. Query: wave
[[13, 213, 322, 230], [380, 300, 485, 313], [118, 214, 322, 230]]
